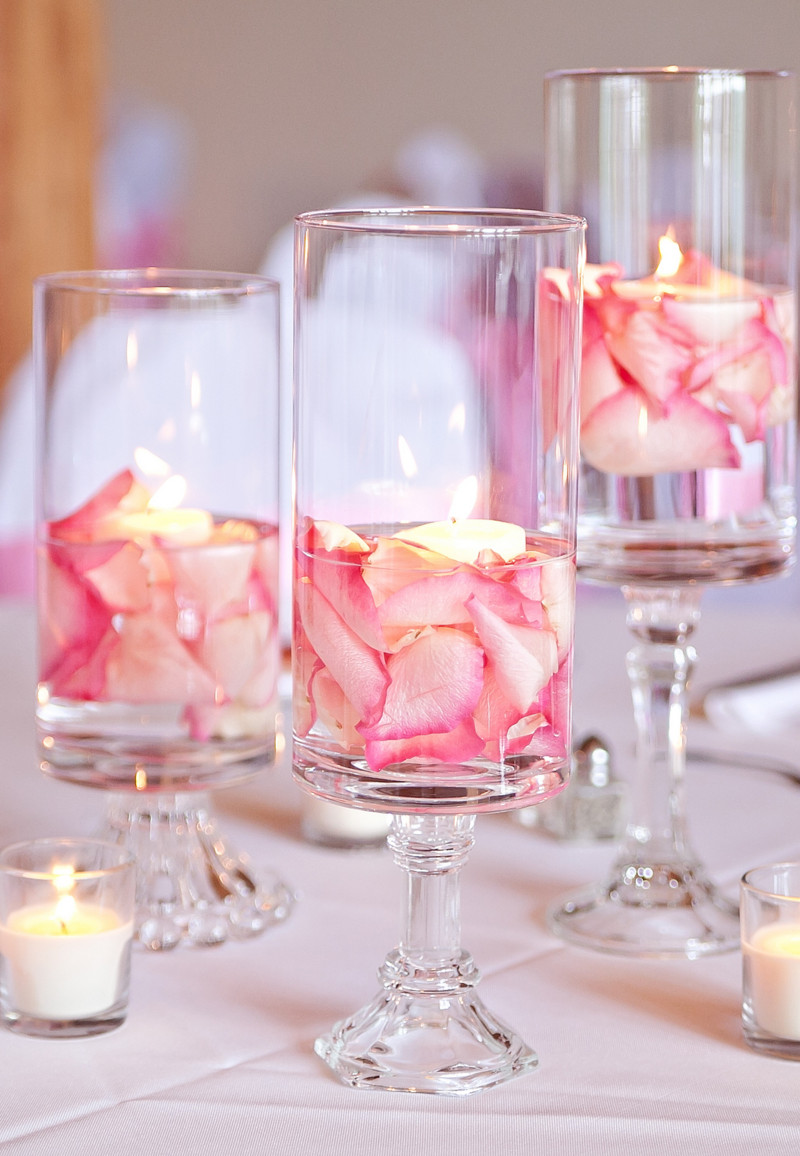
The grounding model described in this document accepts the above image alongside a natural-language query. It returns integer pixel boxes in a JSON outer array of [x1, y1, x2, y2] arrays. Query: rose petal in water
[[581, 387, 739, 475], [297, 580, 389, 729], [104, 613, 218, 705], [365, 719, 485, 774], [358, 627, 483, 742], [466, 596, 557, 715]]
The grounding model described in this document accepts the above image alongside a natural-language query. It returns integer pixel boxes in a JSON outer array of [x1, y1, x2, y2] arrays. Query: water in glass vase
[[293, 518, 574, 812], [573, 272, 797, 586], [37, 471, 279, 790]]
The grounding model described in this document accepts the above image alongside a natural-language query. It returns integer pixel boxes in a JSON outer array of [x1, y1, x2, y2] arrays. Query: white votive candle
[[0, 838, 135, 1035], [744, 923, 800, 1040], [302, 796, 392, 847]]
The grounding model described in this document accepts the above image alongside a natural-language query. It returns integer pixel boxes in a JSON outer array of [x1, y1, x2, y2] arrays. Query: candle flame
[[134, 447, 171, 478], [54, 893, 77, 932], [51, 864, 76, 895], [126, 331, 138, 371], [448, 403, 466, 433], [397, 436, 418, 479], [448, 475, 478, 523], [148, 474, 188, 511], [655, 230, 683, 278]]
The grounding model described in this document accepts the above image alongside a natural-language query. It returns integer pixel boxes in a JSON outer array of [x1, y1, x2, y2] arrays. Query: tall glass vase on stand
[[34, 270, 293, 949], [545, 69, 797, 957], [293, 208, 585, 1093]]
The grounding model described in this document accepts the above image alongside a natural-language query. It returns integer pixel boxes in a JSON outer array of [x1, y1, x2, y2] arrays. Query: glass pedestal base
[[105, 791, 294, 950], [315, 948, 537, 1095], [549, 859, 740, 959]]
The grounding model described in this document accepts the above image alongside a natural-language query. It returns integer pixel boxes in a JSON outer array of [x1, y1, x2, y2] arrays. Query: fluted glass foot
[[105, 791, 294, 950], [549, 859, 739, 958], [315, 813, 537, 1095], [316, 948, 537, 1095]]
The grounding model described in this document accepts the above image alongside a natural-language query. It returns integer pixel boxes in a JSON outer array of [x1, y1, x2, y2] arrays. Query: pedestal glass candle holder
[[545, 69, 797, 957], [741, 863, 800, 1059], [34, 270, 293, 949], [293, 208, 584, 1093], [0, 838, 135, 1037]]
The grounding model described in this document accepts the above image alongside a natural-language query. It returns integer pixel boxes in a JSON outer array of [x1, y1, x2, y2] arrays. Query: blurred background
[[3, 0, 799, 386], [0, 0, 798, 594]]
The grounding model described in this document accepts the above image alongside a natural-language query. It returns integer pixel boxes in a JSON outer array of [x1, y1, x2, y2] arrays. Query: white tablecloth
[[1, 588, 799, 1155]]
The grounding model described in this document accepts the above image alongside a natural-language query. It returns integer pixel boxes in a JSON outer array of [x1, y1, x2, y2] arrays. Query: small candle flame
[[655, 230, 683, 279], [134, 447, 171, 478], [51, 864, 75, 895], [148, 474, 188, 511], [448, 403, 466, 433], [397, 436, 418, 479], [54, 893, 77, 933], [448, 475, 478, 524]]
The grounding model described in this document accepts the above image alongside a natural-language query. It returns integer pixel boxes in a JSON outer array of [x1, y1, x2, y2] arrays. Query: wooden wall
[[0, 0, 100, 396]]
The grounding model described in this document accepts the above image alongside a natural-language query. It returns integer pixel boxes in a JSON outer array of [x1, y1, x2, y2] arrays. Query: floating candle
[[393, 519, 526, 565], [109, 506, 214, 546]]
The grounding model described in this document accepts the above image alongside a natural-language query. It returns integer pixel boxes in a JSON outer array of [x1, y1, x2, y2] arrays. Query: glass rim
[[34, 268, 280, 299], [0, 837, 135, 881], [741, 861, 800, 900], [295, 206, 587, 237], [546, 66, 795, 82]]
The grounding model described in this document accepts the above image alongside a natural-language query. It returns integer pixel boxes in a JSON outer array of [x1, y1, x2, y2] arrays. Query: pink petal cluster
[[39, 470, 278, 742], [547, 258, 795, 477], [294, 519, 573, 773]]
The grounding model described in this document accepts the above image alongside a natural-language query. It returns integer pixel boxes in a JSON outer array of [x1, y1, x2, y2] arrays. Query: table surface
[[1, 585, 799, 1155]]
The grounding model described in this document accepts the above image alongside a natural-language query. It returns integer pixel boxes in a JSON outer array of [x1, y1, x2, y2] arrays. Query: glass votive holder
[[741, 862, 800, 1059], [0, 838, 135, 1038]]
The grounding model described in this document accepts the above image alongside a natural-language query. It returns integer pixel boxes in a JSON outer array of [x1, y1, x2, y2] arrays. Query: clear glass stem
[[105, 790, 293, 951], [314, 811, 537, 1094], [548, 584, 740, 957], [621, 585, 700, 872], [389, 813, 475, 986]]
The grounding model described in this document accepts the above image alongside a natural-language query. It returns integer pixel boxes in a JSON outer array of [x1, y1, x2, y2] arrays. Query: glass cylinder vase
[[34, 269, 292, 948], [293, 208, 584, 1092]]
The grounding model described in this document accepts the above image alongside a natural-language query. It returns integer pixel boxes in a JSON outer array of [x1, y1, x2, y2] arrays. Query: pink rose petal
[[196, 610, 275, 700], [661, 295, 761, 344], [297, 579, 389, 728], [51, 626, 121, 701], [580, 338, 626, 424], [361, 537, 457, 605], [103, 613, 218, 705], [167, 542, 256, 620], [581, 387, 739, 475], [39, 549, 112, 684], [49, 469, 148, 542], [358, 627, 484, 741], [292, 623, 320, 738], [606, 309, 693, 405], [466, 596, 557, 715], [82, 540, 151, 613], [540, 555, 575, 662], [378, 567, 540, 639], [472, 664, 525, 759], [309, 665, 363, 749], [365, 719, 484, 773], [299, 546, 385, 652]]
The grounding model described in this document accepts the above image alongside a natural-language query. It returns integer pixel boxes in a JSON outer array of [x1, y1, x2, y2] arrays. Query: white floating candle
[[393, 519, 526, 565], [110, 506, 214, 546]]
